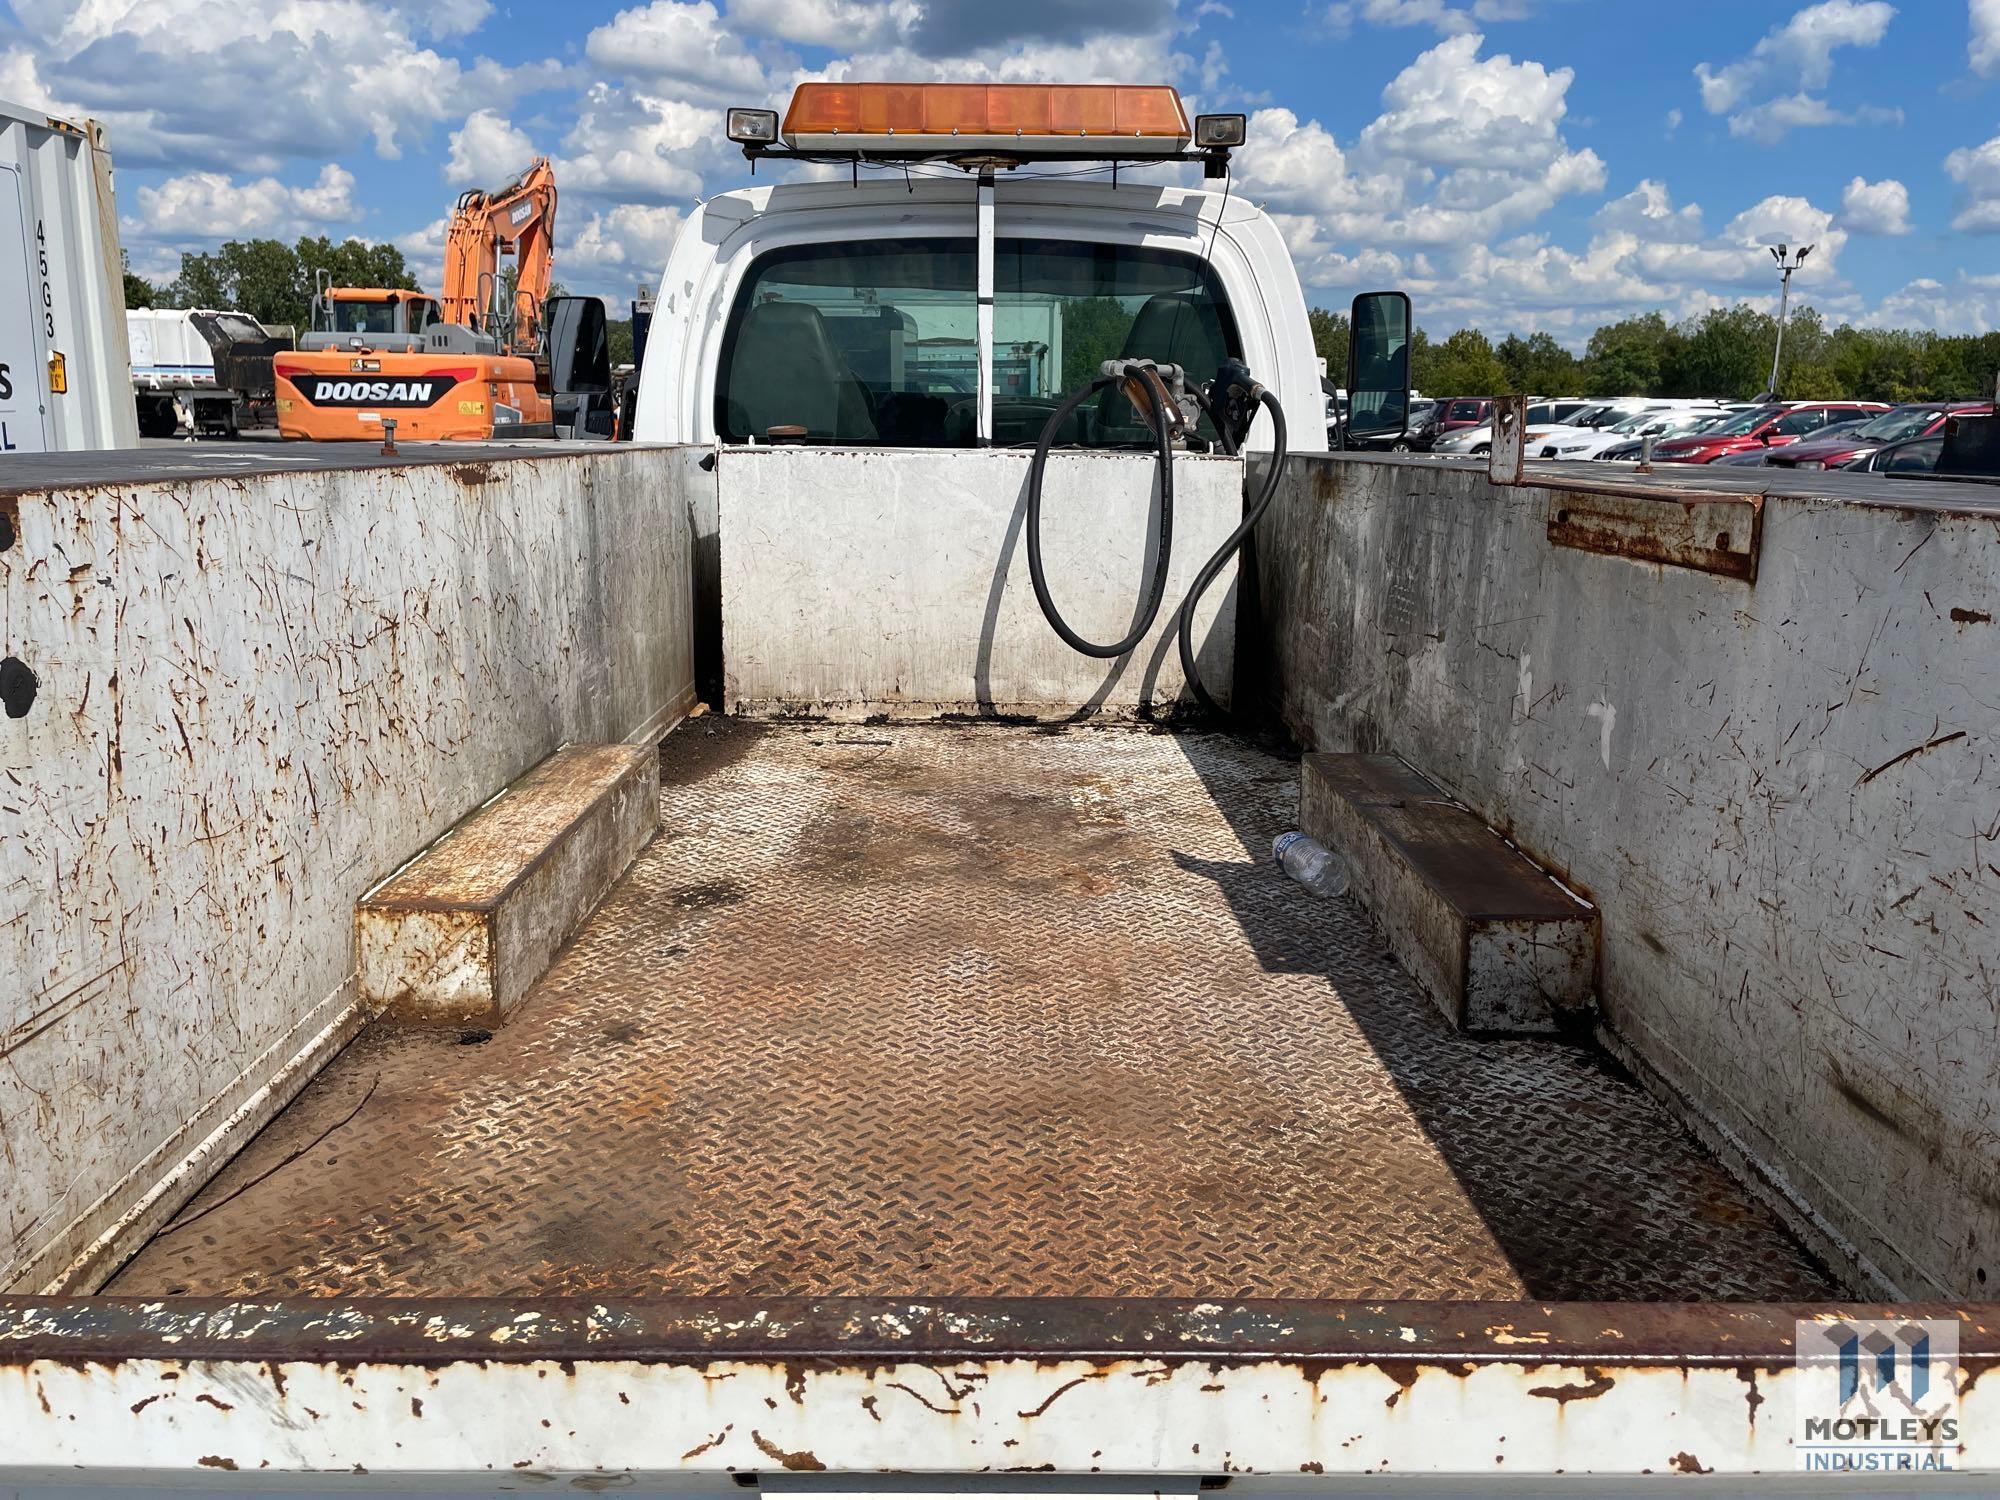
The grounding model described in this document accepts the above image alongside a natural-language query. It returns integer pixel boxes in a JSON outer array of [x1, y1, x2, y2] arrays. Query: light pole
[[1764, 242, 1813, 400]]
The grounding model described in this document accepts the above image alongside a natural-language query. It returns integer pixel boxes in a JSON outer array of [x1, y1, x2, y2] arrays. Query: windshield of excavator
[[714, 237, 1237, 448], [328, 299, 400, 335]]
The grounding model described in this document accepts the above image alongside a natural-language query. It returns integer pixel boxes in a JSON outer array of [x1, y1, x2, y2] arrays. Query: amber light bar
[[778, 83, 1193, 155]]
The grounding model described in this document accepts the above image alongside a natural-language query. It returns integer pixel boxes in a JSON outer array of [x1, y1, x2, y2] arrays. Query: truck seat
[[1095, 291, 1230, 444], [725, 301, 878, 442]]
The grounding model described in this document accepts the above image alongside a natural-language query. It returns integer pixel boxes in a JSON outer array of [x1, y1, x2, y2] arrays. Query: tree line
[[124, 237, 420, 331], [1309, 305, 2000, 404]]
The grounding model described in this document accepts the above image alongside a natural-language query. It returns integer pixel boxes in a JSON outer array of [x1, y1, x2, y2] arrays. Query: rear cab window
[[714, 237, 1239, 448]]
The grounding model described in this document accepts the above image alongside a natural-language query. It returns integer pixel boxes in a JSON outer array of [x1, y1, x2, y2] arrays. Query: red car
[[1764, 402, 1991, 470], [1650, 401, 1889, 463], [1435, 396, 1493, 437]]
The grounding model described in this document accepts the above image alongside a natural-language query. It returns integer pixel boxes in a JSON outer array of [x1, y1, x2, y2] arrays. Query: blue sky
[[2, 0, 1996, 339]]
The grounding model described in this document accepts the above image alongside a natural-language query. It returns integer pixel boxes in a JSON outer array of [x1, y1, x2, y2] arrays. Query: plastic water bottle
[[1273, 831, 1350, 898]]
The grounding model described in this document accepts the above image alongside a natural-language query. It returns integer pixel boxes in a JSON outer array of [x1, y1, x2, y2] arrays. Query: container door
[[0, 163, 51, 454]]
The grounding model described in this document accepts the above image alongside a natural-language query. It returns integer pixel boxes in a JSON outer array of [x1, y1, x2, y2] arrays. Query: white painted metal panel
[[1255, 454, 2000, 1300], [0, 99, 136, 452], [0, 1304, 1992, 1496], [717, 446, 1240, 717], [0, 448, 701, 1292]]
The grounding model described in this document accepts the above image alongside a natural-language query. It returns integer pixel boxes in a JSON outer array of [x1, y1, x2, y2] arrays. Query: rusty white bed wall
[[0, 450, 701, 1291], [1251, 454, 2000, 1301]]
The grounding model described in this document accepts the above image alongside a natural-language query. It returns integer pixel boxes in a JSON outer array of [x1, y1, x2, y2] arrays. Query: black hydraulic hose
[[1176, 387, 1287, 716], [1025, 373, 1176, 658]]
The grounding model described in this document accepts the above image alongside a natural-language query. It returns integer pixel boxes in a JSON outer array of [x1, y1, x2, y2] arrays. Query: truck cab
[[636, 167, 1324, 455]]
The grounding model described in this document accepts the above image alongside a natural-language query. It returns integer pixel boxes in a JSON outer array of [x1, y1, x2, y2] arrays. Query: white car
[[1428, 398, 1593, 455], [1510, 399, 1681, 457], [1537, 405, 1732, 460]]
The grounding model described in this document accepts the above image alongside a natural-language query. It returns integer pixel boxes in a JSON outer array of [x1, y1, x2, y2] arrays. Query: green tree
[[1417, 327, 1507, 398], [167, 236, 416, 329], [120, 251, 154, 311], [1058, 296, 1134, 391], [1496, 331, 1579, 396], [1663, 305, 1774, 399], [1308, 307, 1349, 383], [1582, 312, 1674, 396]]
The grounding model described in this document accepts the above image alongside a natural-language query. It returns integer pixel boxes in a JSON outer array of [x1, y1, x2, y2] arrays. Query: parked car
[[1716, 416, 1877, 467], [1765, 402, 1990, 471], [1335, 394, 1441, 451], [1650, 401, 1890, 463], [1589, 410, 1743, 461], [1430, 399, 1594, 455], [1840, 433, 1945, 474], [1541, 404, 1731, 459], [1399, 397, 1454, 451], [1434, 396, 1493, 439]]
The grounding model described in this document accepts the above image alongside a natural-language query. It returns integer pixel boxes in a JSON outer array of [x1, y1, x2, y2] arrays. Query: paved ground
[[110, 720, 1837, 1301]]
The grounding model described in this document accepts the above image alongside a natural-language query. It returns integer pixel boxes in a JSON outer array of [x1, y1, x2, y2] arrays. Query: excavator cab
[[300, 289, 440, 352]]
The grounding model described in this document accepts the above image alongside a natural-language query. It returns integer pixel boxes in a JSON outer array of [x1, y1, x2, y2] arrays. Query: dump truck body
[[2, 161, 1995, 1491]]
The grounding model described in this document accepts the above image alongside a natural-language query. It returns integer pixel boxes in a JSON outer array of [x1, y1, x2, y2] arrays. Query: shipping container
[[0, 97, 136, 453]]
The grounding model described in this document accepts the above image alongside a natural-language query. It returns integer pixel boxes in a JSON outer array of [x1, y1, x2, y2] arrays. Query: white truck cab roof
[[633, 175, 1324, 454]]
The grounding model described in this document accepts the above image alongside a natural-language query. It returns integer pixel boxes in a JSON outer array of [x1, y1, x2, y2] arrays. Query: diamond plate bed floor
[[109, 720, 1836, 1300]]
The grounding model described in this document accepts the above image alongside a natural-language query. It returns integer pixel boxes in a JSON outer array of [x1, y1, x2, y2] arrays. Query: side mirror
[[543, 295, 611, 398], [1344, 290, 1412, 445]]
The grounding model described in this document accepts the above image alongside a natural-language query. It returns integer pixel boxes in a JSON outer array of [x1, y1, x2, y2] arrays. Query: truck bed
[[109, 720, 1833, 1302]]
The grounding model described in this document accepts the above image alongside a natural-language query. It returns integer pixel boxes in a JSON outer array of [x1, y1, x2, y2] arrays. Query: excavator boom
[[440, 157, 558, 350]]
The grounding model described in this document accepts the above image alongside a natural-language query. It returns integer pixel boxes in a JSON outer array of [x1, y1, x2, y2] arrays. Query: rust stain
[[195, 1392, 234, 1411], [1736, 1367, 1763, 1426], [887, 1380, 960, 1415], [1528, 1371, 1614, 1405], [1950, 607, 1991, 625], [750, 1430, 825, 1471], [1855, 730, 1967, 787], [1546, 492, 1761, 583], [197, 1455, 239, 1471], [1018, 1372, 1107, 1419], [1670, 1451, 1714, 1475], [680, 1425, 731, 1460]]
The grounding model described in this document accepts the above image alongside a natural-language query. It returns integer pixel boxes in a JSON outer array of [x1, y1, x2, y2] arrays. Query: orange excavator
[[274, 158, 559, 440]]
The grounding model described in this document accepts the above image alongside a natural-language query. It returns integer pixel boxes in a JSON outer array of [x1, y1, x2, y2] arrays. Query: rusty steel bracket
[[1479, 394, 1762, 581], [1547, 490, 1763, 583], [1487, 393, 1527, 485]]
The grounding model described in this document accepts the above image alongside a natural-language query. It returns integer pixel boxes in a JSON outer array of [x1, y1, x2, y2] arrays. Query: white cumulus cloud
[[447, 110, 539, 188], [1946, 131, 2000, 232], [1973, 0, 2000, 75], [724, 0, 918, 48], [1840, 175, 1910, 234], [128, 164, 357, 241], [1693, 1, 1897, 142]]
